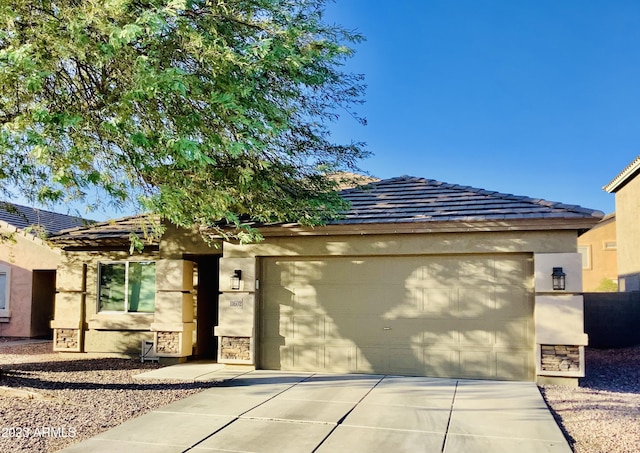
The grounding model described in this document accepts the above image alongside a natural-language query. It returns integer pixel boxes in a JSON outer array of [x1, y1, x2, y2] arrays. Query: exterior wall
[[216, 257, 256, 364], [0, 227, 60, 337], [616, 175, 640, 291], [52, 221, 223, 357], [157, 223, 222, 360], [52, 249, 159, 353], [216, 229, 582, 373], [578, 216, 617, 291], [222, 230, 579, 259], [533, 253, 587, 380], [51, 224, 589, 380]]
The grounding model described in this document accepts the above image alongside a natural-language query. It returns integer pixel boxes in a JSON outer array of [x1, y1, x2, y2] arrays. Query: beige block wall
[[216, 257, 256, 364], [534, 253, 587, 378], [578, 218, 617, 291], [159, 222, 222, 259], [616, 175, 640, 290], [534, 253, 583, 293], [0, 227, 60, 337], [223, 230, 579, 258]]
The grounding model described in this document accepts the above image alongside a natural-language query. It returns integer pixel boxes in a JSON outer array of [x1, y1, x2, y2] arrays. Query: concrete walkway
[[0, 338, 51, 348], [61, 369, 572, 453]]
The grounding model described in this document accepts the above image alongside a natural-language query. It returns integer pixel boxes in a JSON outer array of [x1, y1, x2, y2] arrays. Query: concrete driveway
[[60, 371, 571, 453]]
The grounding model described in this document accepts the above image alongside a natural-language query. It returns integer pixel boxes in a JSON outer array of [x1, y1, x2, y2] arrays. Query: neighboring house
[[0, 204, 88, 338], [604, 156, 640, 291], [578, 213, 617, 292], [50, 177, 602, 384]]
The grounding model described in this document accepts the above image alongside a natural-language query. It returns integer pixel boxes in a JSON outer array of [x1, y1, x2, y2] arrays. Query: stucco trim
[[251, 218, 602, 238], [88, 313, 154, 331]]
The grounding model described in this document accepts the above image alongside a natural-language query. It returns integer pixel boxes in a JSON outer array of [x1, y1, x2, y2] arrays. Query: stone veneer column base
[[541, 345, 581, 373], [155, 331, 181, 355], [53, 328, 82, 352], [219, 336, 252, 363]]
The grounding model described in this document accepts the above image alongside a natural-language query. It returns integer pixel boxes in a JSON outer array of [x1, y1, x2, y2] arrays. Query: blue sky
[[24, 1, 638, 220], [323, 0, 640, 215]]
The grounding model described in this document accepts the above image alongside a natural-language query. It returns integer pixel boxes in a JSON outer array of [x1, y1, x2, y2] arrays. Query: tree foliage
[[0, 0, 367, 242]]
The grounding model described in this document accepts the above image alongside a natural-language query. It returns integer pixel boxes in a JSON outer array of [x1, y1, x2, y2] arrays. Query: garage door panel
[[423, 349, 459, 377], [260, 255, 534, 380], [457, 258, 497, 286], [459, 350, 495, 378], [495, 258, 531, 285], [261, 313, 286, 340], [422, 323, 460, 345], [389, 347, 422, 375], [357, 347, 388, 373], [422, 288, 456, 314], [495, 288, 529, 314], [292, 315, 323, 339], [263, 286, 294, 313], [458, 325, 495, 346], [497, 350, 533, 380], [495, 318, 532, 347], [457, 287, 497, 316], [350, 259, 390, 283], [316, 284, 387, 314], [291, 345, 322, 370], [325, 346, 355, 372], [422, 258, 458, 283]]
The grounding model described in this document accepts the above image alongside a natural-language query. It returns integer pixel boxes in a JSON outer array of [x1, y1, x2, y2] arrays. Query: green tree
[[0, 0, 367, 243]]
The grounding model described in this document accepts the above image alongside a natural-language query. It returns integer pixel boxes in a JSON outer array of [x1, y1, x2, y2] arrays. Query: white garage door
[[259, 254, 534, 380]]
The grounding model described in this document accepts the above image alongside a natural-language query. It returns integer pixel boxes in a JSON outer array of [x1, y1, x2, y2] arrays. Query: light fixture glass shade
[[551, 267, 566, 290], [231, 269, 242, 290]]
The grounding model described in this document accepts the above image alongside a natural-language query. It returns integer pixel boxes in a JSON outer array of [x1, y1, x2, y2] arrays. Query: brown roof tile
[[332, 176, 603, 225], [50, 176, 604, 245]]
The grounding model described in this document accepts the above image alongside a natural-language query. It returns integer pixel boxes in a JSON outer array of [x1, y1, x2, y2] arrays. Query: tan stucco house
[[604, 155, 640, 291], [0, 204, 87, 338], [50, 177, 602, 383], [578, 213, 617, 291]]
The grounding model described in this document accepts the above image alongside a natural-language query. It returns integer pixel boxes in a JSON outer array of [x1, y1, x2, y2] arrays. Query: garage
[[259, 253, 535, 380]]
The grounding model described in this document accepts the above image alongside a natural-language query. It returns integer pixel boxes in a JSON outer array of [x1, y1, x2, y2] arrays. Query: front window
[[98, 262, 156, 313]]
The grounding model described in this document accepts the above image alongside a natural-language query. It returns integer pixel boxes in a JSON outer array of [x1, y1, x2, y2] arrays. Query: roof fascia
[[604, 156, 640, 193], [255, 218, 603, 238]]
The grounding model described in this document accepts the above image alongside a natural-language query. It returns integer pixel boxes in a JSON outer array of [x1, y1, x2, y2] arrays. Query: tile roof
[[48, 214, 158, 246], [332, 176, 603, 224], [0, 203, 89, 234], [50, 176, 604, 245]]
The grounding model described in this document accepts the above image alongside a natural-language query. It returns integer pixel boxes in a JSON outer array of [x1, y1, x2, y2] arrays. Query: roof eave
[[604, 156, 640, 193], [254, 217, 604, 238]]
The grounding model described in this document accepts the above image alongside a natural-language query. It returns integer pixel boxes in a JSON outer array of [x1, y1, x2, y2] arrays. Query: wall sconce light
[[551, 267, 566, 290], [231, 270, 242, 290]]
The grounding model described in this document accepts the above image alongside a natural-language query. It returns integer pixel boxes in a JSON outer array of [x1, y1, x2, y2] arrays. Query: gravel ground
[[541, 346, 640, 453], [0, 341, 218, 452], [1, 341, 639, 452]]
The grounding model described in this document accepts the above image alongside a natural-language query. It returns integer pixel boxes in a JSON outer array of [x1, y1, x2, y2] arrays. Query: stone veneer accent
[[156, 331, 180, 354], [220, 336, 251, 361], [55, 329, 79, 350], [541, 345, 581, 372]]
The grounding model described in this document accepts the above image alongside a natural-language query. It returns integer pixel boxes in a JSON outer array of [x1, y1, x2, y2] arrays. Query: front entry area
[[259, 254, 534, 380], [192, 256, 220, 359]]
